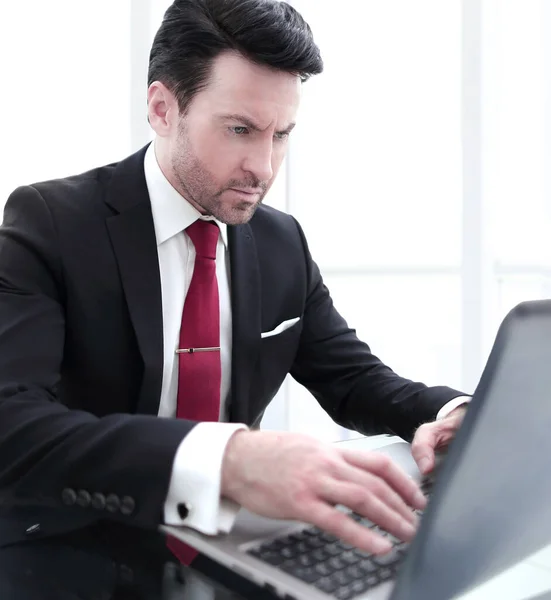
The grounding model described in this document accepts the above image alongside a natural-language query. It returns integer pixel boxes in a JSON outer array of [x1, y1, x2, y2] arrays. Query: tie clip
[[175, 347, 221, 354]]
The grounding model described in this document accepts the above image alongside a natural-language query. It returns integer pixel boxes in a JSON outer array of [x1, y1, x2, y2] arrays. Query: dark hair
[[148, 0, 323, 114]]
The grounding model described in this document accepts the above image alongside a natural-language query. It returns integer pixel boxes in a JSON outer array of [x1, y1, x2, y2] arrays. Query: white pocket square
[[261, 317, 301, 339]]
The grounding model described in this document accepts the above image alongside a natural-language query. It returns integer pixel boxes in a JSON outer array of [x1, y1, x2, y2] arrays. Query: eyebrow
[[218, 113, 296, 135]]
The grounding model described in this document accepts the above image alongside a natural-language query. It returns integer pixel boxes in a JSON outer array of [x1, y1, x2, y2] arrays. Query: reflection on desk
[[0, 524, 275, 600], [3, 517, 551, 600]]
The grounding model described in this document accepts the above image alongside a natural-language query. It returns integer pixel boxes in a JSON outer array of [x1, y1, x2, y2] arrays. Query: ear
[[147, 82, 179, 138]]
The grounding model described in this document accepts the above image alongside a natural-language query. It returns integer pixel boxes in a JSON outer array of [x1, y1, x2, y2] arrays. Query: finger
[[335, 464, 418, 526], [322, 480, 417, 543], [412, 415, 462, 475], [302, 501, 393, 555], [340, 449, 427, 510], [411, 424, 438, 475]]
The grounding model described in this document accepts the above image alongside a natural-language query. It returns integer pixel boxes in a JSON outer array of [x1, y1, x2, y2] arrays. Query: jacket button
[[120, 496, 135, 516], [61, 488, 77, 506], [105, 494, 121, 513], [91, 493, 106, 510], [76, 490, 91, 508]]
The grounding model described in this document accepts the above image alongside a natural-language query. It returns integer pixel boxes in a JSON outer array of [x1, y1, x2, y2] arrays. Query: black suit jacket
[[0, 145, 462, 546]]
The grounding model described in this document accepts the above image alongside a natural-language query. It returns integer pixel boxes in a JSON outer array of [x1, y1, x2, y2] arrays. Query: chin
[[215, 204, 260, 226]]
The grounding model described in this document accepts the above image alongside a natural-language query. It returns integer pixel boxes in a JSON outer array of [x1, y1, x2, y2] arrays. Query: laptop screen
[[392, 300, 551, 600]]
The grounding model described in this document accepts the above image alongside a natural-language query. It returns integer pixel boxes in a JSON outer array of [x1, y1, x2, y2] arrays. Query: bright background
[[1, 0, 550, 440]]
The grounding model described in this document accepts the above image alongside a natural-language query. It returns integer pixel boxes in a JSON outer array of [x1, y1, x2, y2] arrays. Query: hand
[[411, 405, 467, 476], [221, 430, 427, 555]]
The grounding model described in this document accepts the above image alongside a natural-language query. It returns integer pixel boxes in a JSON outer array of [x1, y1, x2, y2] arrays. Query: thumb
[[411, 424, 438, 475]]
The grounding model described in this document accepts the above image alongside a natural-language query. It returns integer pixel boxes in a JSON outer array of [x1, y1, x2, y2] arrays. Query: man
[[0, 0, 468, 557]]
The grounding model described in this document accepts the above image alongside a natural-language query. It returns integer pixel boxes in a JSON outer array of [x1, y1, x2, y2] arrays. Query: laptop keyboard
[[246, 477, 434, 599]]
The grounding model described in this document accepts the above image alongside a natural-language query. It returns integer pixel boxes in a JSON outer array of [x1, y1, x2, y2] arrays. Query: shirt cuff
[[164, 422, 248, 535], [436, 396, 471, 420]]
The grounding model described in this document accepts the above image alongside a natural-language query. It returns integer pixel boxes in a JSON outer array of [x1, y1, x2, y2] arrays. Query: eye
[[230, 126, 249, 135], [274, 131, 290, 141]]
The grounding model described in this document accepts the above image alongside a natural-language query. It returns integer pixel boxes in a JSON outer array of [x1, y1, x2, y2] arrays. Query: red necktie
[[167, 219, 222, 565], [176, 219, 221, 422]]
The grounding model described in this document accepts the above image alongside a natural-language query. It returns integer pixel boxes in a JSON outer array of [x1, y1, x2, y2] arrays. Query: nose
[[242, 140, 274, 183]]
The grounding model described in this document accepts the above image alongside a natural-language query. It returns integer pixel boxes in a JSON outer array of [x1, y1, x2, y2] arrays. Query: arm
[[289, 218, 464, 442], [0, 186, 193, 529]]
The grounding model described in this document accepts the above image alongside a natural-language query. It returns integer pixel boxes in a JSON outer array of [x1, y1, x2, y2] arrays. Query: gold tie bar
[[175, 347, 221, 354]]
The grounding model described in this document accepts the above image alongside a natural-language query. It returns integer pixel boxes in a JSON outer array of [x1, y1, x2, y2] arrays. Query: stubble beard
[[171, 129, 267, 225]]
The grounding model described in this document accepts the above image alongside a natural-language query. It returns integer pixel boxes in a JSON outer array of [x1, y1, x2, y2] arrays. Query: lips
[[230, 188, 262, 195]]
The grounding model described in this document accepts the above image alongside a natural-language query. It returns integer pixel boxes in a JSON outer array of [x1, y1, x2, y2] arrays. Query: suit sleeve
[[289, 218, 465, 442], [0, 186, 194, 529]]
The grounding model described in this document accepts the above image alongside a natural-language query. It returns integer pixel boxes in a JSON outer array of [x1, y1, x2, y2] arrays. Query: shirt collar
[[143, 142, 228, 248]]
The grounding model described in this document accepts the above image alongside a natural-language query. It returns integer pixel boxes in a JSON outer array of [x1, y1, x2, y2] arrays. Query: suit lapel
[[228, 223, 261, 424], [102, 145, 263, 420], [105, 146, 164, 415]]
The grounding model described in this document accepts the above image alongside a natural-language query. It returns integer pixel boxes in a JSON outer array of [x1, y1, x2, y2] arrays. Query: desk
[[3, 436, 551, 599], [0, 525, 273, 599], [4, 523, 551, 600]]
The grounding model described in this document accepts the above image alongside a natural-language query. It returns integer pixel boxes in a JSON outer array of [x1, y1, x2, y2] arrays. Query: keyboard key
[[366, 575, 379, 587], [315, 577, 340, 594], [288, 531, 310, 543], [351, 579, 368, 594], [295, 567, 321, 583], [333, 571, 351, 586], [281, 564, 320, 583], [357, 558, 378, 574], [281, 558, 300, 570], [296, 542, 310, 554], [325, 543, 343, 556], [395, 541, 409, 553], [307, 537, 325, 549], [310, 549, 330, 562], [335, 587, 355, 600], [328, 557, 347, 571], [341, 551, 360, 565], [372, 547, 401, 567], [314, 563, 333, 577], [344, 565, 364, 580], [280, 547, 299, 560], [379, 568, 394, 581], [337, 541, 355, 551], [297, 555, 316, 567]]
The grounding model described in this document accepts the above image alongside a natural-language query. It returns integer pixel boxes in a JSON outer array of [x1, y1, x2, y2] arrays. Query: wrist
[[221, 429, 252, 500], [448, 404, 468, 420]]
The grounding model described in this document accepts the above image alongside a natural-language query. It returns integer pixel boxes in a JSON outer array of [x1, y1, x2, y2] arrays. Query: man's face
[[167, 52, 301, 225]]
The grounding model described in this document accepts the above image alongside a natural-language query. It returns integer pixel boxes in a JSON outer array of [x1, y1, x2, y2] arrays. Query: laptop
[[163, 299, 551, 600]]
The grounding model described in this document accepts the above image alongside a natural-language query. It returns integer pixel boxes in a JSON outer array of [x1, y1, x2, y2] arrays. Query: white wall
[[2, 1, 550, 440]]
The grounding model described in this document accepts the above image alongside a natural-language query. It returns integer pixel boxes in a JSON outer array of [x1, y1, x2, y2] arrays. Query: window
[[4, 1, 550, 441], [0, 1, 132, 202]]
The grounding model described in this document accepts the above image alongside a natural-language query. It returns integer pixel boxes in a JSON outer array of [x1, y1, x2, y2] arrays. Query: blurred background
[[1, 0, 550, 440]]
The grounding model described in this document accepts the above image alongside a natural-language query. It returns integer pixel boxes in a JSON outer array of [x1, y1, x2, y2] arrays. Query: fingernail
[[374, 537, 393, 555], [419, 457, 431, 474], [401, 521, 417, 540]]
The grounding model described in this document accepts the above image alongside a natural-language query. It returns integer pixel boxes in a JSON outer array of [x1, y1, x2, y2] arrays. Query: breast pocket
[[261, 317, 301, 339], [255, 317, 302, 404]]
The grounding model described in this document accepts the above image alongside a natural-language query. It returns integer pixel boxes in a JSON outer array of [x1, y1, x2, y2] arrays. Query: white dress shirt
[[144, 142, 469, 535], [144, 143, 246, 535]]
